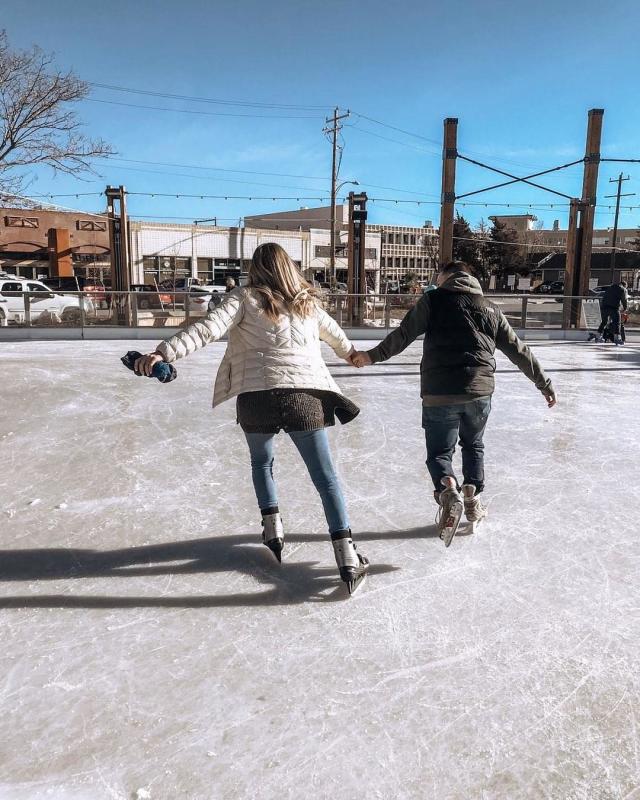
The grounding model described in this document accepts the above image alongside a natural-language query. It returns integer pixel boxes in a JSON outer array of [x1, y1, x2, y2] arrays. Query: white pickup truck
[[0, 274, 95, 325]]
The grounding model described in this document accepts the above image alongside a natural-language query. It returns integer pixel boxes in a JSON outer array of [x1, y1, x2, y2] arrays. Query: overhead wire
[[91, 157, 328, 180], [85, 98, 322, 120], [87, 161, 332, 193], [89, 82, 331, 111], [22, 188, 640, 212]]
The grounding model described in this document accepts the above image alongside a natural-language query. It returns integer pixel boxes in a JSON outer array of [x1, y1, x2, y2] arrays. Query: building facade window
[[197, 257, 214, 282], [77, 220, 107, 232], [142, 256, 192, 283], [4, 216, 39, 228], [214, 258, 241, 283]]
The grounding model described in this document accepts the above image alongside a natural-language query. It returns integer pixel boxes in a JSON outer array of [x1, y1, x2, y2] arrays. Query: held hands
[[345, 348, 372, 368], [543, 389, 557, 408], [134, 352, 164, 376]]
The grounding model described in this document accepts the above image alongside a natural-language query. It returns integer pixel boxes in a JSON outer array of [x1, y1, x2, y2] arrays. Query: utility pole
[[604, 173, 634, 284], [439, 118, 458, 267], [324, 107, 350, 283]]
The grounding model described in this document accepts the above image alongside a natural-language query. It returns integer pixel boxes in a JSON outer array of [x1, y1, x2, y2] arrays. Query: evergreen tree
[[452, 213, 480, 270], [486, 220, 524, 285]]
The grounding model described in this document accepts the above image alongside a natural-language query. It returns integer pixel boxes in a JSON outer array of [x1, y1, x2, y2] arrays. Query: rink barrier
[[0, 291, 637, 342]]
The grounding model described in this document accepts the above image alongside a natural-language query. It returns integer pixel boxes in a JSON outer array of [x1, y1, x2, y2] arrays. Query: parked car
[[158, 277, 228, 309], [0, 274, 94, 325], [130, 284, 172, 309], [159, 277, 228, 293], [532, 281, 555, 294]]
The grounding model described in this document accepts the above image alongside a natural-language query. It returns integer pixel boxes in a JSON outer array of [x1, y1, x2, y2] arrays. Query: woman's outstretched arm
[[317, 306, 354, 361], [155, 289, 245, 363]]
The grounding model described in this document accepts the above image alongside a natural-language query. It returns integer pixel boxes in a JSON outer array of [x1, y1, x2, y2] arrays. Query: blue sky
[[3, 0, 640, 231]]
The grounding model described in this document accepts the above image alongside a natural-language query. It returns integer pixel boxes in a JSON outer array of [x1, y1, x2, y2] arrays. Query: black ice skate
[[261, 511, 284, 563], [436, 477, 464, 547], [331, 531, 369, 595]]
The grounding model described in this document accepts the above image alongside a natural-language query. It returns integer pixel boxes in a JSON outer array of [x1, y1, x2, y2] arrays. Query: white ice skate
[[261, 512, 284, 563], [331, 532, 369, 596], [462, 484, 487, 534], [436, 477, 464, 548]]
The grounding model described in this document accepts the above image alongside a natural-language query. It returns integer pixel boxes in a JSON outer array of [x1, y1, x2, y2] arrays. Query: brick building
[[0, 206, 110, 282]]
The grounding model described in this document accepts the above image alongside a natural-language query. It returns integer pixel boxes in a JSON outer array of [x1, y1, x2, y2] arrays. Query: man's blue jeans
[[244, 429, 349, 534], [422, 397, 492, 494]]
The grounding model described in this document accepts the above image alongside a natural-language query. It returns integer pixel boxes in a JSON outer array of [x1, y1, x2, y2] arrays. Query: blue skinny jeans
[[244, 429, 349, 534]]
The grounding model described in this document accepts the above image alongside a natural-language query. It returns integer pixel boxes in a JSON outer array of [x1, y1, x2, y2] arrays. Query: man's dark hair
[[620, 280, 628, 287], [439, 260, 471, 275]]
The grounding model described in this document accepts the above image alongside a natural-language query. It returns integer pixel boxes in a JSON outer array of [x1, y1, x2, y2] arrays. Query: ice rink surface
[[1, 338, 639, 800]]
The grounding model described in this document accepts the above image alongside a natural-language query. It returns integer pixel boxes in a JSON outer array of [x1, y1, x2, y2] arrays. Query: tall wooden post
[[562, 198, 581, 328], [438, 117, 458, 267], [106, 185, 132, 325], [577, 109, 604, 298]]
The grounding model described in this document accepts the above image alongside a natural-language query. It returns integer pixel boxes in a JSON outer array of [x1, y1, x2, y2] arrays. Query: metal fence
[[1, 290, 638, 331]]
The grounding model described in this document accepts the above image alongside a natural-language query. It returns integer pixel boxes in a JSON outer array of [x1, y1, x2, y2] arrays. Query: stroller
[[588, 310, 627, 344]]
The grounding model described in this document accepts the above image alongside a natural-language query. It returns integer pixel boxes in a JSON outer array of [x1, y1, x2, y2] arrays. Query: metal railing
[[0, 290, 638, 331]]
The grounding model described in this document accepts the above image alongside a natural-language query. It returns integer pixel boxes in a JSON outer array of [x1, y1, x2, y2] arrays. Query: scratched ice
[[1, 338, 639, 800]]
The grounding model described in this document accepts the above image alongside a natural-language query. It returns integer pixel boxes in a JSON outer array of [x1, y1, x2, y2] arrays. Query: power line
[[90, 82, 331, 111], [349, 111, 560, 171], [92, 157, 328, 180], [452, 234, 640, 253], [0, 192, 107, 219], [345, 122, 441, 156], [90, 161, 332, 193], [19, 188, 640, 212], [351, 112, 441, 147], [85, 98, 322, 120]]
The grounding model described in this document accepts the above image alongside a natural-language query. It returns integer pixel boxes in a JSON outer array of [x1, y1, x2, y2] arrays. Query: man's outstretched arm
[[495, 312, 556, 405], [361, 295, 431, 365]]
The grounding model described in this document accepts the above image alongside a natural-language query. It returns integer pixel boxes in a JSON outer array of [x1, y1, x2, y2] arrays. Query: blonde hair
[[248, 242, 320, 322]]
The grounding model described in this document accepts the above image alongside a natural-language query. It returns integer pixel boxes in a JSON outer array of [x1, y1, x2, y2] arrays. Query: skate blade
[[264, 539, 284, 563], [468, 511, 488, 534], [440, 501, 464, 547], [347, 571, 367, 596]]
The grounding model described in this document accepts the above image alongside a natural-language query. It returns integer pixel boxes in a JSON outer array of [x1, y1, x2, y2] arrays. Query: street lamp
[[330, 179, 359, 283]]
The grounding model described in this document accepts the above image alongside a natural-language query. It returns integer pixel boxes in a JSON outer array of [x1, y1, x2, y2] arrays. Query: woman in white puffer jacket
[[135, 243, 368, 594]]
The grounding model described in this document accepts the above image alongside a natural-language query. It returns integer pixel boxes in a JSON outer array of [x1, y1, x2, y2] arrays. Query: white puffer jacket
[[155, 287, 353, 407]]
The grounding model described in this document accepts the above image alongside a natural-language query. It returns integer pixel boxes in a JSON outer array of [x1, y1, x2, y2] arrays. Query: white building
[[129, 222, 310, 285], [129, 220, 382, 290]]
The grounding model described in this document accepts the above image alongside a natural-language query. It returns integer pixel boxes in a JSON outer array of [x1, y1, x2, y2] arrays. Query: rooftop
[[1, 339, 638, 798]]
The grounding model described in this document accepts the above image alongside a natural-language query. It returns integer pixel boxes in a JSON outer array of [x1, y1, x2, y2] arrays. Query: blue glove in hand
[[121, 351, 177, 383]]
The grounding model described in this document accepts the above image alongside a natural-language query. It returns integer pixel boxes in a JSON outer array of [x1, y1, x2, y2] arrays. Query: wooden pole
[[577, 109, 604, 298], [562, 198, 581, 328], [438, 118, 458, 267]]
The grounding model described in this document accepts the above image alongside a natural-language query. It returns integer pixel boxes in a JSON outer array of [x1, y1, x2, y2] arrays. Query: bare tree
[[0, 30, 113, 200]]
